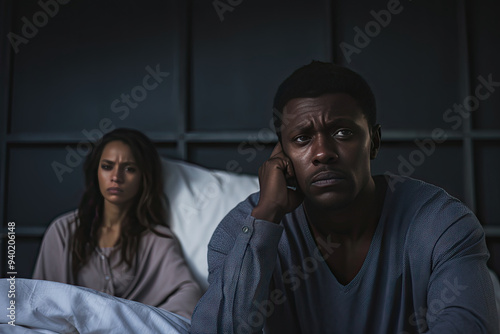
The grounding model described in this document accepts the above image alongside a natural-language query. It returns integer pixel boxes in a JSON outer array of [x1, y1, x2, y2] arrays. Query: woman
[[33, 128, 202, 319]]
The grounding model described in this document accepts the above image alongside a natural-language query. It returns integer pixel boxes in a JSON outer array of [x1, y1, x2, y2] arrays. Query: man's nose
[[312, 135, 338, 166]]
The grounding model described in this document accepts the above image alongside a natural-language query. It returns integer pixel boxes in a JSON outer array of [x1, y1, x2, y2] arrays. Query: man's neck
[[304, 176, 387, 244]]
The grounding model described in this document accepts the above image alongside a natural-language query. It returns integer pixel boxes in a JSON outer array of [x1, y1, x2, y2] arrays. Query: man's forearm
[[190, 216, 283, 333]]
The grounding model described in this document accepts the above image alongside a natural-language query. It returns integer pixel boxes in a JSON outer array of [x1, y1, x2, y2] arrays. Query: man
[[190, 61, 498, 333]]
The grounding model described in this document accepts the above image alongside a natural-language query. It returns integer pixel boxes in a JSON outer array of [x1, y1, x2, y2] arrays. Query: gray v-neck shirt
[[191, 176, 498, 333]]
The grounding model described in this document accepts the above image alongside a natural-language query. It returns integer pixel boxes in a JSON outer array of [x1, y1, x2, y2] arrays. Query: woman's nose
[[111, 168, 123, 183]]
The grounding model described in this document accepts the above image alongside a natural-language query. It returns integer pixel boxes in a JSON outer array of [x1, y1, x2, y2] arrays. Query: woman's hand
[[251, 142, 304, 224]]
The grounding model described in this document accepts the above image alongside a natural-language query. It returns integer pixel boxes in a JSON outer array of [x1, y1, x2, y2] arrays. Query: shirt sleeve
[[153, 234, 204, 319], [32, 213, 73, 282], [190, 194, 284, 334], [423, 210, 499, 333]]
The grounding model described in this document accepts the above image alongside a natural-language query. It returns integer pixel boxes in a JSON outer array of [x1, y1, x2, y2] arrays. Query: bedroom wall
[[1, 0, 499, 278]]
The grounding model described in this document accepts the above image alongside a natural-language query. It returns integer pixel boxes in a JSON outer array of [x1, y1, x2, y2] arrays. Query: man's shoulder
[[383, 175, 481, 243], [385, 174, 443, 197], [139, 225, 179, 252], [384, 175, 466, 213]]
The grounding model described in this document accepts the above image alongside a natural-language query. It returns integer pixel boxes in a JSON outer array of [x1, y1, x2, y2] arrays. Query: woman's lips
[[107, 187, 123, 194]]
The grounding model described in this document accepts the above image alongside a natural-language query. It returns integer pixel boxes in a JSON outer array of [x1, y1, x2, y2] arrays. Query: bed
[[1, 157, 499, 333], [0, 157, 259, 333]]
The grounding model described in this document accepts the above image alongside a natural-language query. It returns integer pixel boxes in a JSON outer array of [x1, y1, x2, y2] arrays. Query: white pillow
[[162, 158, 259, 290]]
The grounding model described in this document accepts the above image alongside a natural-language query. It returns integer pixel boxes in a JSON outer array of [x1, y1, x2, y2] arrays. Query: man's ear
[[370, 124, 381, 160]]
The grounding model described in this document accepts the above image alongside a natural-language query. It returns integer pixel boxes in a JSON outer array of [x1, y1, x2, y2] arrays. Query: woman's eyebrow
[[100, 159, 137, 165]]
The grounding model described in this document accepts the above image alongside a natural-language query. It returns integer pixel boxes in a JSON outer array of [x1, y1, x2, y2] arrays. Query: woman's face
[[97, 140, 142, 209]]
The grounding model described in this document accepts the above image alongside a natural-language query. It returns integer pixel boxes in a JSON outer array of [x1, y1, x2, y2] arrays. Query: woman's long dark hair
[[71, 128, 168, 280]]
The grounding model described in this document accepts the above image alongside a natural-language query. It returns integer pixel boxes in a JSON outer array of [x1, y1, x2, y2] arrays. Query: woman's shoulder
[[139, 224, 181, 252], [45, 210, 79, 238], [142, 224, 175, 240]]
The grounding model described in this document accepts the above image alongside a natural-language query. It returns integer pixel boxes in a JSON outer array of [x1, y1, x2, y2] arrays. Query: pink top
[[33, 210, 202, 319]]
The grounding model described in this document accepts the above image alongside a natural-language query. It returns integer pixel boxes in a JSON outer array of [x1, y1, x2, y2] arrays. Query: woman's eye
[[101, 164, 112, 170], [125, 166, 136, 173]]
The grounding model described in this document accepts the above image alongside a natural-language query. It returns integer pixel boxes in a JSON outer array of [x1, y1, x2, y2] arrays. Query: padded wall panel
[[190, 0, 330, 131], [7, 146, 84, 227], [157, 145, 181, 160], [334, 0, 463, 131], [1, 237, 41, 278], [475, 143, 500, 226], [468, 1, 500, 130], [371, 141, 465, 202], [10, 0, 178, 134], [188, 143, 274, 175]]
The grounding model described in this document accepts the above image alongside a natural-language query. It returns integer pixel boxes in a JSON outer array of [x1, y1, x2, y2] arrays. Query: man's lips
[[310, 171, 346, 186]]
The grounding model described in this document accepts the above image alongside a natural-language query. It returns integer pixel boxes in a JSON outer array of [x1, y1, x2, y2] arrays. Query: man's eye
[[333, 129, 353, 138], [294, 136, 310, 143]]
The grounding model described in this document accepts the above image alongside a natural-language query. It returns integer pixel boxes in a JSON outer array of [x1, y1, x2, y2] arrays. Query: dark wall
[[1, 0, 499, 278]]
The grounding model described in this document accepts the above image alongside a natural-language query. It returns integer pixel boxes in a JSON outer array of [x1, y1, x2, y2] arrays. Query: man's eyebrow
[[289, 121, 313, 132], [289, 117, 361, 131], [328, 117, 361, 126]]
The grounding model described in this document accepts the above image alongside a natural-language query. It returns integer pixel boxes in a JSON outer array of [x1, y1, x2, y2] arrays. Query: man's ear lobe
[[370, 124, 381, 160]]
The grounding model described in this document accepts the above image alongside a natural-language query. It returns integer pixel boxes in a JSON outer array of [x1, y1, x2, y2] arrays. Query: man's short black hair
[[272, 61, 377, 141]]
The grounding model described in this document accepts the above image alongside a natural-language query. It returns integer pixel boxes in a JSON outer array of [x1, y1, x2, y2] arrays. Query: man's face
[[280, 93, 378, 211]]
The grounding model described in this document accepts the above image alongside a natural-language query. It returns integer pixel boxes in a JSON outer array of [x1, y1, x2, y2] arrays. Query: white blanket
[[0, 279, 190, 334]]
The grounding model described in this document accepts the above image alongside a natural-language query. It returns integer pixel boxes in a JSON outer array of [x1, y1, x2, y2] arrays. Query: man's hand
[[251, 142, 304, 224]]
